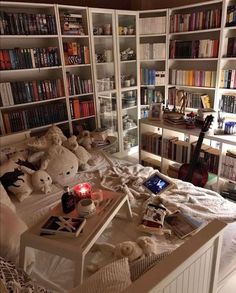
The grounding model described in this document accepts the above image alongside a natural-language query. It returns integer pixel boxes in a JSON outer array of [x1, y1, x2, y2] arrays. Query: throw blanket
[[99, 158, 236, 223]]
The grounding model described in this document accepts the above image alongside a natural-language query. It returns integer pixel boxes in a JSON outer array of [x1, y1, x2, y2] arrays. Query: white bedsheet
[[14, 157, 236, 292]]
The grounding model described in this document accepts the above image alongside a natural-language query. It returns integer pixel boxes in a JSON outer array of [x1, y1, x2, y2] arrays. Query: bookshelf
[[138, 9, 168, 120], [139, 118, 236, 192]]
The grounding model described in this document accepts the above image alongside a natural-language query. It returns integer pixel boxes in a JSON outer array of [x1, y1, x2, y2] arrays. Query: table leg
[[124, 197, 133, 221], [19, 238, 26, 271], [74, 253, 85, 286]]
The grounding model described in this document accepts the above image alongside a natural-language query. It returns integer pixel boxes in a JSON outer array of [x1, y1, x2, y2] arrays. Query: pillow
[[0, 157, 33, 202], [0, 140, 29, 165], [0, 183, 15, 212], [0, 256, 50, 293], [69, 258, 131, 293], [0, 203, 35, 273], [129, 251, 172, 282]]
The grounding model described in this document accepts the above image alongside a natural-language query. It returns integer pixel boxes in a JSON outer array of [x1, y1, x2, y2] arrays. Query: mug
[[77, 198, 96, 218], [104, 50, 113, 62]]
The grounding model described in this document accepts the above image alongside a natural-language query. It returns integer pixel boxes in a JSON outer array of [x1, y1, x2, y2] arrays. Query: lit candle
[[74, 183, 92, 199]]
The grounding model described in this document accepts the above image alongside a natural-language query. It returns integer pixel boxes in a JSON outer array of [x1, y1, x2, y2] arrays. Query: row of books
[[0, 11, 57, 35], [141, 157, 161, 171], [168, 87, 212, 109], [141, 132, 162, 156], [192, 143, 219, 174], [2, 102, 67, 134], [221, 151, 236, 181], [226, 5, 236, 27], [141, 69, 165, 85], [0, 79, 64, 107], [169, 39, 219, 59], [227, 37, 236, 57], [60, 12, 85, 35], [141, 88, 164, 105], [220, 70, 236, 89], [139, 16, 166, 35], [70, 99, 95, 119], [163, 137, 188, 164], [0, 47, 60, 71], [66, 72, 93, 96], [170, 8, 221, 33], [170, 69, 216, 88], [220, 94, 236, 113], [63, 42, 90, 65], [140, 43, 166, 60]]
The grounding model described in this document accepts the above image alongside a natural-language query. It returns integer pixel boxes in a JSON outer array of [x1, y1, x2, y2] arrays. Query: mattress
[[13, 157, 236, 292]]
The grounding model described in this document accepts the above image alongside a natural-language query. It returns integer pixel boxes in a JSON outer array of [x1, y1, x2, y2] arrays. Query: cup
[[128, 27, 134, 35], [103, 23, 111, 35], [119, 26, 123, 35], [123, 26, 128, 35], [125, 79, 131, 87], [77, 198, 96, 218]]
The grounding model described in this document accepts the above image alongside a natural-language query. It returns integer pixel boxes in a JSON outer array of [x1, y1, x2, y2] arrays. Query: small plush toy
[[20, 166, 52, 194], [78, 130, 94, 151], [114, 241, 143, 262], [63, 135, 92, 170], [136, 236, 159, 256]]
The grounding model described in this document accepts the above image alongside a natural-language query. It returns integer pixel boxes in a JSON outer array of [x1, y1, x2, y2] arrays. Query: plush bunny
[[20, 166, 52, 194], [136, 236, 159, 256], [63, 135, 93, 170]]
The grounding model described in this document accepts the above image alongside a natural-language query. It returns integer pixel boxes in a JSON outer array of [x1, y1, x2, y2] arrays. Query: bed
[[1, 133, 236, 293]]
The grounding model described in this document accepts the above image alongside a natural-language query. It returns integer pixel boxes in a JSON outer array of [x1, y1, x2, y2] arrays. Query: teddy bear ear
[[41, 159, 49, 170]]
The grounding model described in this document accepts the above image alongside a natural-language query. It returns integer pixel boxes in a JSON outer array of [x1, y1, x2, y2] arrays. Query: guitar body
[[177, 115, 214, 187], [178, 162, 208, 187]]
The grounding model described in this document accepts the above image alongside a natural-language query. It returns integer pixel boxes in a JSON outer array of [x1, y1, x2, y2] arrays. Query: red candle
[[74, 183, 92, 199]]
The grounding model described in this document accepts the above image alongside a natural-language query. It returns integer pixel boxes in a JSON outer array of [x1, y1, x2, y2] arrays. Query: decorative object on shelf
[[119, 25, 135, 35], [122, 114, 137, 130], [74, 182, 92, 199], [149, 102, 162, 121], [78, 130, 94, 151], [97, 76, 115, 92], [123, 91, 136, 108], [176, 90, 187, 114], [185, 111, 197, 129], [178, 115, 214, 187], [224, 121, 236, 135], [120, 48, 135, 61], [61, 12, 84, 35], [93, 24, 112, 35]]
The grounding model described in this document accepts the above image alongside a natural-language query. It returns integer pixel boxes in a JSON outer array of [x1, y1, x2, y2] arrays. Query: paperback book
[[165, 212, 204, 239], [40, 216, 86, 237]]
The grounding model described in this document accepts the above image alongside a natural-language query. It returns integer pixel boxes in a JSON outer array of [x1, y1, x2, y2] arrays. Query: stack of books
[[60, 12, 84, 35]]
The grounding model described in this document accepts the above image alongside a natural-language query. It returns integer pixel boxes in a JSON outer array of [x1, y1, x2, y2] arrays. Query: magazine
[[40, 216, 86, 237], [165, 212, 204, 239]]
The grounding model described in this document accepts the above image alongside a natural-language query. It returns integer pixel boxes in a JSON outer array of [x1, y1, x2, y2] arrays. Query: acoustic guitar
[[178, 115, 214, 187]]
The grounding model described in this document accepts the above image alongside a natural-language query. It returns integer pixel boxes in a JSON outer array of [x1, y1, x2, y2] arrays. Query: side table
[[19, 190, 132, 287]]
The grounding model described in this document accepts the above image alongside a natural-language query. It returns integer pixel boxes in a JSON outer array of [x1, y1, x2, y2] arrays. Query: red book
[[0, 50, 5, 70], [73, 99, 80, 119], [3, 112, 11, 133], [2, 50, 11, 70], [32, 80, 39, 101]]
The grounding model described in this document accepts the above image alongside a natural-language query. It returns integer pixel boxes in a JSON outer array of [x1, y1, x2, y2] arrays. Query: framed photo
[[142, 172, 175, 196], [149, 102, 162, 120]]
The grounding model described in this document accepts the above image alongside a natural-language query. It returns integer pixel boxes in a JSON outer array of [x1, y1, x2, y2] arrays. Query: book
[[40, 216, 86, 237], [165, 211, 204, 239]]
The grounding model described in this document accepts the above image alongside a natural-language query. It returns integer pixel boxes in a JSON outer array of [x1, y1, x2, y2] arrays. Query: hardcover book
[[40, 216, 86, 237]]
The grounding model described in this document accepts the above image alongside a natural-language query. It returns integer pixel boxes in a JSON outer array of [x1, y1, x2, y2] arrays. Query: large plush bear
[[41, 145, 78, 186]]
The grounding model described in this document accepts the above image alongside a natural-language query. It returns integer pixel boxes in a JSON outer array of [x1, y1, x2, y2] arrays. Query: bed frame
[[124, 220, 226, 293]]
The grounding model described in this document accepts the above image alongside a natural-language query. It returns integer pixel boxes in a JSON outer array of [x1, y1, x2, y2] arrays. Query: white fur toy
[[63, 135, 92, 170], [136, 236, 159, 256], [41, 145, 78, 186], [21, 166, 52, 194]]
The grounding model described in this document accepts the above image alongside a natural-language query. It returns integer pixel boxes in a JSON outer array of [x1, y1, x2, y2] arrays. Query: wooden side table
[[19, 190, 132, 286]]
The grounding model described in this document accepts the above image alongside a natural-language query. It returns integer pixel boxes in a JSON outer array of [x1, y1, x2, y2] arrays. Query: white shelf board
[[123, 126, 138, 133], [122, 105, 137, 111], [0, 97, 66, 110], [96, 62, 114, 66], [169, 58, 218, 61], [121, 86, 137, 92], [120, 60, 136, 64], [141, 149, 162, 159], [119, 35, 136, 38], [0, 35, 58, 38], [169, 28, 221, 36], [93, 35, 113, 38], [69, 93, 94, 98], [71, 115, 95, 122], [65, 64, 91, 68], [218, 88, 236, 93], [168, 84, 216, 90], [0, 66, 62, 74], [141, 84, 165, 87], [98, 89, 117, 95], [221, 57, 236, 61], [224, 26, 236, 31], [140, 59, 165, 62], [62, 35, 89, 38], [140, 33, 166, 37]]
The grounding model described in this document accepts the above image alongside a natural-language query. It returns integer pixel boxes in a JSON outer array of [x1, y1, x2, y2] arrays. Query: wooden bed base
[[124, 220, 226, 293]]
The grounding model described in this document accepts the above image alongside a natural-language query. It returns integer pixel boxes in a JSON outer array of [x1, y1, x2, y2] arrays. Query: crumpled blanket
[[99, 159, 236, 223]]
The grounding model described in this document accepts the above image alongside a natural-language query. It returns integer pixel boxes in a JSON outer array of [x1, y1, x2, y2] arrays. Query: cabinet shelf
[[140, 33, 166, 37], [65, 64, 91, 68], [169, 58, 218, 61], [96, 62, 114, 66], [0, 35, 59, 38], [120, 60, 136, 64], [123, 126, 138, 133], [169, 28, 221, 36], [69, 93, 94, 98], [168, 84, 216, 90], [140, 59, 165, 62], [122, 105, 137, 111], [62, 35, 89, 38], [71, 115, 95, 122], [121, 86, 137, 92], [0, 66, 62, 74], [119, 35, 136, 38], [0, 97, 66, 110]]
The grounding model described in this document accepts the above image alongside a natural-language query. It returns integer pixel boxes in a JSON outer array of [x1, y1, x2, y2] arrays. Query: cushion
[[0, 203, 35, 272], [0, 183, 15, 212], [69, 258, 131, 293], [0, 256, 50, 292], [129, 251, 172, 282], [0, 140, 29, 165]]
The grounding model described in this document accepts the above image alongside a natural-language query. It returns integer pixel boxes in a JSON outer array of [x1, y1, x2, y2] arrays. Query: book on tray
[[40, 216, 86, 237], [165, 211, 204, 239]]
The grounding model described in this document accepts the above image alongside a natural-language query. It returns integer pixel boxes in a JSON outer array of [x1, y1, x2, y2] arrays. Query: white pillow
[[0, 183, 15, 212], [0, 203, 35, 273], [69, 258, 131, 293]]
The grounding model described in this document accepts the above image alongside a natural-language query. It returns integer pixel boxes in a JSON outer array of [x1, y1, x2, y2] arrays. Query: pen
[[58, 216, 76, 231]]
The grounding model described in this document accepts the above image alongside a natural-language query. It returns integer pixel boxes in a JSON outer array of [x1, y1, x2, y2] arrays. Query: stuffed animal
[[63, 135, 92, 170], [20, 166, 52, 194], [41, 145, 78, 186], [78, 130, 94, 151], [136, 236, 159, 256]]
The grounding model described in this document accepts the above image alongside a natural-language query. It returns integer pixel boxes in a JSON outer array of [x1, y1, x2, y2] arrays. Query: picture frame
[[148, 102, 162, 120], [142, 172, 175, 196]]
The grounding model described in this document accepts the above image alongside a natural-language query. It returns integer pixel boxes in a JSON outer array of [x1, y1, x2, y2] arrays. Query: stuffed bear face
[[114, 241, 143, 262]]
